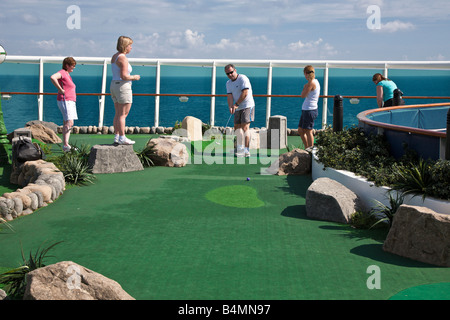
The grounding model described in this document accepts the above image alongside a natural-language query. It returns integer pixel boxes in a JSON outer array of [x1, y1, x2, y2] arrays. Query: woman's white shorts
[[57, 100, 78, 121]]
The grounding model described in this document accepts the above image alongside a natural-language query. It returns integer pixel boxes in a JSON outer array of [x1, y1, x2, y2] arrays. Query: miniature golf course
[[1, 134, 449, 300]]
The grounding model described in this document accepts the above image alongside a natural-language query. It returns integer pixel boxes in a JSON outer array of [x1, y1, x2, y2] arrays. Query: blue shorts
[[298, 109, 318, 130]]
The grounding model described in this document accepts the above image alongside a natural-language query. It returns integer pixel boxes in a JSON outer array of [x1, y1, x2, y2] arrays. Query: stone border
[[1, 160, 65, 222], [57, 125, 310, 136], [311, 149, 450, 215]]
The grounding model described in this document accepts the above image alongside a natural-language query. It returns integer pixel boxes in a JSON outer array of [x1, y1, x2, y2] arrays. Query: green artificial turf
[[1, 134, 449, 300]]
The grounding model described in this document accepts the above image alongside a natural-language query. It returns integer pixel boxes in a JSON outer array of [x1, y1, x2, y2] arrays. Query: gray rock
[[0, 289, 9, 300], [383, 205, 450, 267], [88, 144, 144, 174], [267, 149, 311, 175], [146, 137, 189, 167], [24, 261, 135, 300], [306, 177, 363, 224]]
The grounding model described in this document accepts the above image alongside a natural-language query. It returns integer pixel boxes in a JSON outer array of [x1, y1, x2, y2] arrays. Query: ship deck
[[1, 134, 449, 300]]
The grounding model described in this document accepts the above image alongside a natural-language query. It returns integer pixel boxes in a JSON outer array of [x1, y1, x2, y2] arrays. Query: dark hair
[[62, 57, 76, 71], [224, 64, 235, 71]]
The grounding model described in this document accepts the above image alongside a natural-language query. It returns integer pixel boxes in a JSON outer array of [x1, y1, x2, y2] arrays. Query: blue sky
[[0, 0, 449, 61]]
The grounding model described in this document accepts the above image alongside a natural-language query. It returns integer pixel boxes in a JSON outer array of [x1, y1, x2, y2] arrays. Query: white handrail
[[4, 56, 450, 128]]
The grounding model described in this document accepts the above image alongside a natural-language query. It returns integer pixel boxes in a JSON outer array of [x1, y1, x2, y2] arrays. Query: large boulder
[[383, 205, 450, 267], [23, 261, 135, 300], [266, 149, 311, 175], [88, 144, 144, 174], [26, 120, 59, 134], [27, 123, 62, 144], [146, 137, 189, 167], [306, 177, 363, 224]]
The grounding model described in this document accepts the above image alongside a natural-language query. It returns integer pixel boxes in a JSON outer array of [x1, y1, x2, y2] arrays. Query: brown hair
[[62, 57, 76, 71], [304, 65, 315, 80], [372, 73, 390, 82], [116, 36, 133, 53]]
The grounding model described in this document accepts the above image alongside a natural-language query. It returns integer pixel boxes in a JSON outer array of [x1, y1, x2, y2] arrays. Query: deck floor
[[1, 134, 449, 300]]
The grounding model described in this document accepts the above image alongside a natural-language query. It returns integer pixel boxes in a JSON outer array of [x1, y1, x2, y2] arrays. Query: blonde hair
[[304, 65, 315, 80], [116, 36, 133, 53]]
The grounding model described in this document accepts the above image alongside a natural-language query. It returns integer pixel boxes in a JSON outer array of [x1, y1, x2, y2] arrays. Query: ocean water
[[1, 64, 449, 133]]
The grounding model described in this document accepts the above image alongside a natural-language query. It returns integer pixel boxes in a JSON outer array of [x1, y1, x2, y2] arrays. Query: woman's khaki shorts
[[110, 81, 133, 104]]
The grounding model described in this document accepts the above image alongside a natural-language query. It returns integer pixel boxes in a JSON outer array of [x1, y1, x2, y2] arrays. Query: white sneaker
[[235, 146, 245, 157], [114, 135, 119, 144], [118, 137, 135, 145], [244, 148, 250, 157], [63, 145, 71, 152]]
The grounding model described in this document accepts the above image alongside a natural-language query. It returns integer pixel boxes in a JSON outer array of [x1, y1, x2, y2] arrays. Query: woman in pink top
[[50, 57, 77, 152]]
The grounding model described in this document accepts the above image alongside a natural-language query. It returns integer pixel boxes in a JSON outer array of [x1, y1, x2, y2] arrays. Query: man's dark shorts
[[298, 109, 318, 130], [234, 107, 255, 125]]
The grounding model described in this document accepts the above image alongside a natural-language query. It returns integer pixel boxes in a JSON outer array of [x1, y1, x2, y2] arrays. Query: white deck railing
[[4, 56, 450, 128]]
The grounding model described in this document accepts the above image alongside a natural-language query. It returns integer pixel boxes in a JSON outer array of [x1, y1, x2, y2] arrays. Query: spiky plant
[[135, 145, 155, 168], [370, 191, 404, 228], [59, 153, 96, 185], [0, 241, 62, 299], [392, 158, 433, 200]]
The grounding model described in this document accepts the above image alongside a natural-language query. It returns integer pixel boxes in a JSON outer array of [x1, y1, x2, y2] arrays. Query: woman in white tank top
[[110, 36, 140, 145], [298, 65, 320, 150]]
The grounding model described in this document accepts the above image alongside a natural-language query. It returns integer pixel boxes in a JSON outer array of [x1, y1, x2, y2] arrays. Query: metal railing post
[[210, 61, 216, 126], [155, 61, 161, 128], [266, 63, 273, 128], [322, 63, 329, 129], [38, 58, 44, 121], [99, 59, 108, 128]]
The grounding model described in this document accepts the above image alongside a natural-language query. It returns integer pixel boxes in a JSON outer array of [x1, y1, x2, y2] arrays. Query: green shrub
[[315, 127, 398, 187], [350, 210, 380, 229], [429, 160, 450, 200], [48, 143, 96, 186], [315, 126, 450, 200]]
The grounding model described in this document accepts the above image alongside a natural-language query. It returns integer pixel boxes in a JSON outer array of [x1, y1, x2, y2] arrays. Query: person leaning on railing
[[372, 73, 405, 108]]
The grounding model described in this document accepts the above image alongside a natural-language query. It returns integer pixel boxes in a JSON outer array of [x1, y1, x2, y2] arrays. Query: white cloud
[[288, 38, 337, 59], [22, 13, 42, 25], [376, 20, 416, 33], [0, 0, 449, 60], [32, 39, 63, 51], [426, 54, 446, 61]]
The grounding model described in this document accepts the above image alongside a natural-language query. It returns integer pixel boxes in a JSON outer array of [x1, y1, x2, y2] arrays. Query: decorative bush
[[315, 127, 450, 200]]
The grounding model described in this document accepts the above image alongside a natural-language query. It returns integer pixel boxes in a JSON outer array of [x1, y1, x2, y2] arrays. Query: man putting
[[225, 64, 255, 157]]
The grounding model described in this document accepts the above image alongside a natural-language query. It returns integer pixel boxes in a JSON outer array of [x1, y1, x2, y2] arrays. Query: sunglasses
[[226, 70, 235, 75]]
